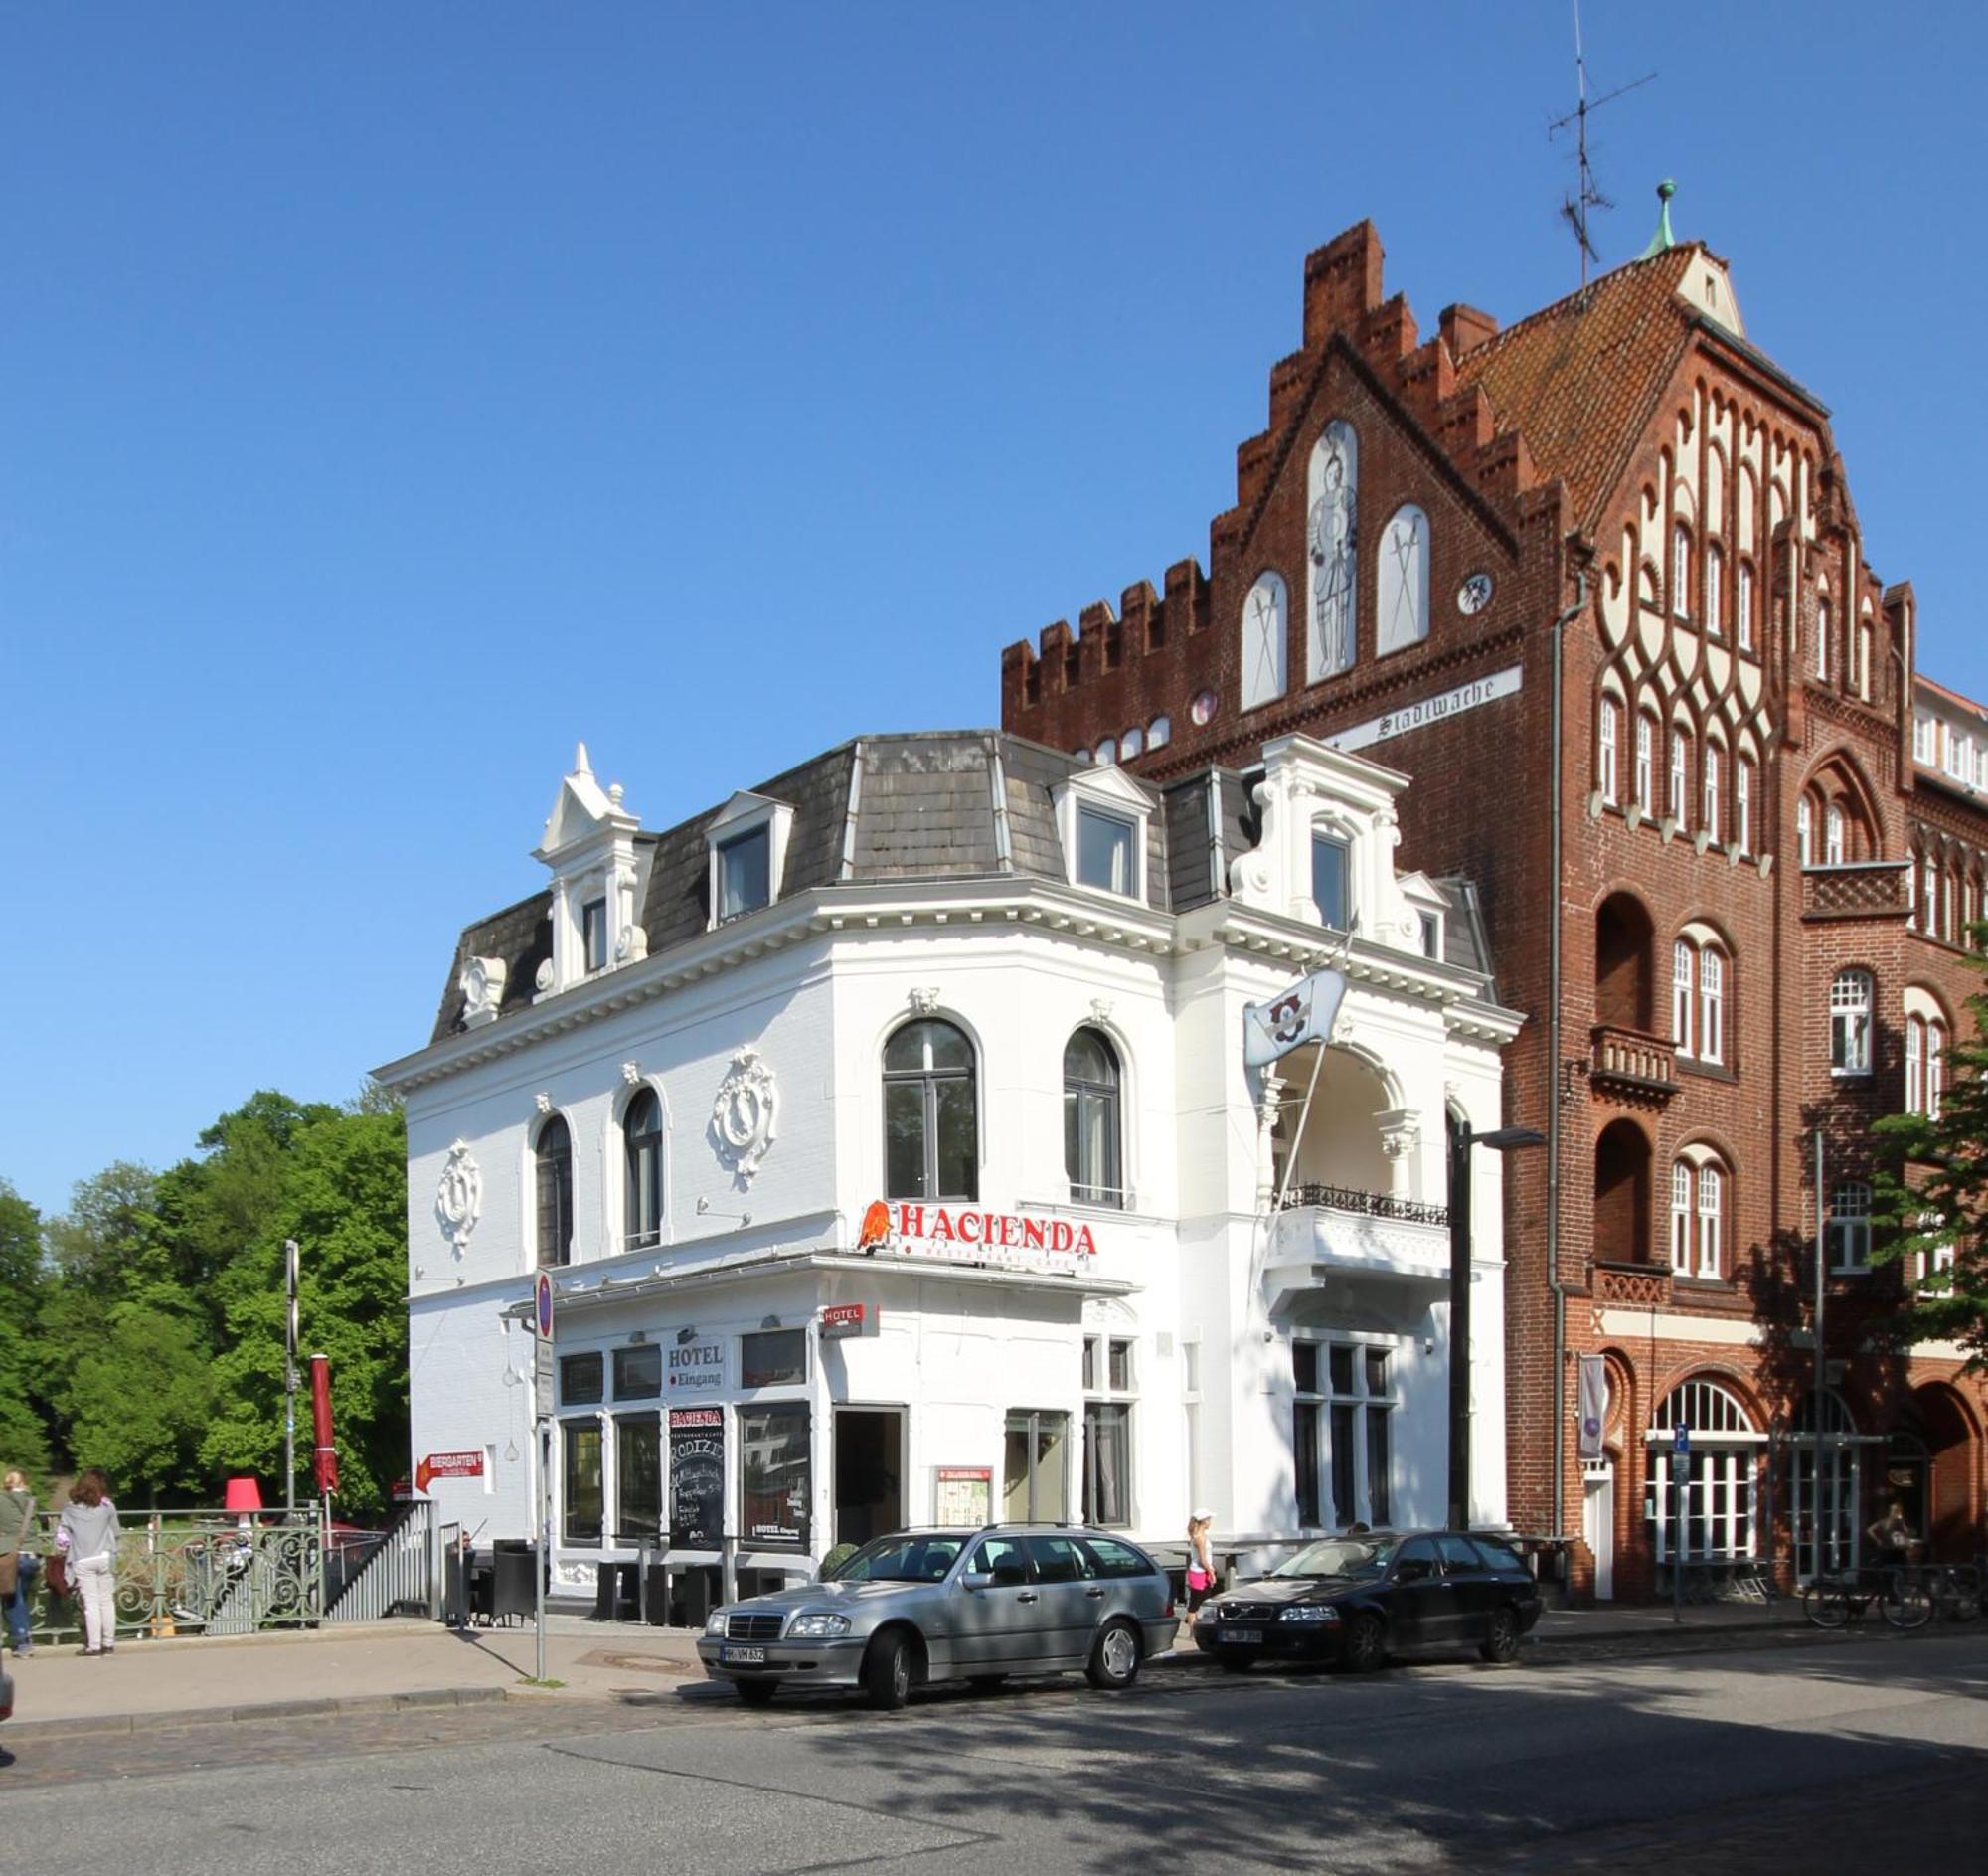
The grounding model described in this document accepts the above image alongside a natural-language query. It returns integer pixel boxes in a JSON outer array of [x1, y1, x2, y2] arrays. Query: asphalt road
[[3, 1630, 1984, 1874]]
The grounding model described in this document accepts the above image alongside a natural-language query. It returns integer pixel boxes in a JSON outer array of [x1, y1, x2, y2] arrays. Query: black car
[[1195, 1530, 1542, 1672]]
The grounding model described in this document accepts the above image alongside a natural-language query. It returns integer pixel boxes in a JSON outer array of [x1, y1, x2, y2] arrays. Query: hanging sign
[[669, 1408, 726, 1548], [820, 1302, 877, 1339]]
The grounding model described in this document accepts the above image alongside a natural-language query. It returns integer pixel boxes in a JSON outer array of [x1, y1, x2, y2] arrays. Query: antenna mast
[[1549, 0, 1656, 288]]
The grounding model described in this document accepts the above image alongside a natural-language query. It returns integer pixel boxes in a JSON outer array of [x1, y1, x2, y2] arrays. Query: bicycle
[[1801, 1566, 1933, 1631], [1918, 1563, 1981, 1623]]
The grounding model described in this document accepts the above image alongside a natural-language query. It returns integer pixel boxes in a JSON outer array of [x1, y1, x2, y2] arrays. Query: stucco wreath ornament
[[710, 1046, 778, 1186], [434, 1140, 483, 1257]]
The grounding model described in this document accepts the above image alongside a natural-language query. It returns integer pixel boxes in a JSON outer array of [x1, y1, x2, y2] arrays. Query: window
[[1119, 725, 1143, 759], [1293, 1342, 1321, 1528], [1815, 601, 1830, 679], [1796, 797, 1813, 867], [1670, 1161, 1692, 1273], [1826, 1182, 1872, 1273], [1293, 1340, 1393, 1529], [1829, 970, 1872, 1076], [1673, 940, 1693, 1052], [1647, 1380, 1758, 1567], [1598, 699, 1619, 804], [1147, 715, 1171, 751], [1857, 619, 1873, 699], [1081, 1334, 1135, 1527], [1635, 714, 1656, 809], [1824, 805, 1846, 866], [1906, 1014, 1924, 1116], [1064, 1028, 1123, 1207], [581, 897, 608, 972], [1737, 562, 1755, 651], [562, 1418, 603, 1544], [1241, 571, 1288, 710], [1672, 525, 1692, 617], [1669, 730, 1689, 825], [1705, 544, 1724, 637], [1002, 1409, 1069, 1522], [560, 1351, 604, 1406], [741, 1328, 807, 1389], [1307, 420, 1359, 679], [624, 1088, 663, 1250], [717, 826, 771, 921], [739, 1402, 810, 1548], [1095, 736, 1117, 767], [1697, 1164, 1723, 1278], [1914, 712, 1938, 765], [1702, 744, 1721, 840], [1699, 949, 1724, 1064], [536, 1115, 574, 1269], [1923, 858, 1940, 936], [883, 1019, 978, 1201], [1376, 505, 1429, 655], [613, 1344, 661, 1399], [1419, 911, 1441, 958], [615, 1413, 660, 1540], [1077, 805, 1137, 897], [1906, 854, 1919, 931], [1027, 1532, 1094, 1583], [1928, 1022, 1945, 1118], [1311, 830, 1351, 930], [1736, 760, 1752, 855]]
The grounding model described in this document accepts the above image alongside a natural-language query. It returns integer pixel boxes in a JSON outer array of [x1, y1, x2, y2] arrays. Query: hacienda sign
[[859, 1200, 1094, 1274]]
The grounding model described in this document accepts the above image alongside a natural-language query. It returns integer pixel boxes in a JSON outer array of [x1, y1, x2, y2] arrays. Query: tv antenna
[[1549, 0, 1656, 287]]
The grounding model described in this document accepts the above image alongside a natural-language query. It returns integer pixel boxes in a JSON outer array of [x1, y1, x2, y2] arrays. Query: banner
[[669, 1407, 725, 1548], [1242, 968, 1349, 1069], [1577, 1354, 1608, 1460]]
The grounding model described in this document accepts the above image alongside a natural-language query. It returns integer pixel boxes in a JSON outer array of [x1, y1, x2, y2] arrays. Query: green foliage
[[1870, 937, 1988, 1368], [4, 1091, 410, 1512]]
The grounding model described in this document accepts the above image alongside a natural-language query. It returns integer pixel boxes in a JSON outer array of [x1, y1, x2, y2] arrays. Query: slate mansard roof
[[429, 730, 1489, 1044]]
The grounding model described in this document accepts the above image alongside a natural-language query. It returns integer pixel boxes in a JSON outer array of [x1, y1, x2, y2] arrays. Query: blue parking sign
[[1673, 1424, 1691, 1460]]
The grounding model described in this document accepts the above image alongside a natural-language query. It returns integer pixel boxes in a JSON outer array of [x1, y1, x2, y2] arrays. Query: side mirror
[[961, 1571, 994, 1592]]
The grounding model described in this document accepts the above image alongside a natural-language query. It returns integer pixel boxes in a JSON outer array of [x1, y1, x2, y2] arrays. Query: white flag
[[1577, 1354, 1608, 1460], [1242, 968, 1349, 1070]]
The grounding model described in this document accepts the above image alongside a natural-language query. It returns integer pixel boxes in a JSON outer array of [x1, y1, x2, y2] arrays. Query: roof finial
[[575, 741, 592, 776], [1638, 179, 1677, 259]]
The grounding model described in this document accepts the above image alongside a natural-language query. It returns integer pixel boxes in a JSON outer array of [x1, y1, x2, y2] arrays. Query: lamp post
[[1447, 1116, 1546, 1532]]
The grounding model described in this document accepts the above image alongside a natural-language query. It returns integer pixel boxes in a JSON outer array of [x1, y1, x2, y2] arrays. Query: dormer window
[[581, 897, 609, 972], [1054, 764, 1152, 903], [717, 826, 771, 920], [1419, 911, 1441, 958], [1077, 805, 1137, 896], [1311, 831, 1351, 931], [704, 792, 794, 930]]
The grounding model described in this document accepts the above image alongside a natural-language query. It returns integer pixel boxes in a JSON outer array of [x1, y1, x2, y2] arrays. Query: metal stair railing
[[324, 1499, 435, 1623]]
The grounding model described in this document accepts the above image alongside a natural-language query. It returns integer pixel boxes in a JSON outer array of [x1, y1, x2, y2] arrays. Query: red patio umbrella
[[309, 1352, 339, 1496]]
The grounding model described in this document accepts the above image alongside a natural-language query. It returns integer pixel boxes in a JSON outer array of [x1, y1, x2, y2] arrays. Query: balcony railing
[[1278, 1183, 1449, 1228], [1592, 1261, 1674, 1309], [1267, 1183, 1452, 1302], [1802, 860, 1907, 920], [1589, 1024, 1678, 1100]]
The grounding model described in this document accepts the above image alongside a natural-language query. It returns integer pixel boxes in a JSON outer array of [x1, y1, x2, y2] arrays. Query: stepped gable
[[1449, 247, 1698, 536]]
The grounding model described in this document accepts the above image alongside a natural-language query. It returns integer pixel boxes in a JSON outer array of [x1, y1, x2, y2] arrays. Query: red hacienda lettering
[[884, 1203, 1094, 1259]]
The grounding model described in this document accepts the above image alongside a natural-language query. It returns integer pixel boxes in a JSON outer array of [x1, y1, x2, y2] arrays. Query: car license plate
[[1218, 1627, 1263, 1645], [721, 1645, 766, 1666]]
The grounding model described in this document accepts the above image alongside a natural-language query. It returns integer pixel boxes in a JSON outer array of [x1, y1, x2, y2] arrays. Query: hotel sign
[[1325, 665, 1522, 755], [666, 1335, 728, 1395], [867, 1201, 1093, 1274]]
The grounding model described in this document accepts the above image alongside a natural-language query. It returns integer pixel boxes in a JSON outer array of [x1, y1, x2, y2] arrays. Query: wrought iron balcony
[[1277, 1183, 1449, 1228], [1267, 1183, 1452, 1306], [1589, 1025, 1679, 1102]]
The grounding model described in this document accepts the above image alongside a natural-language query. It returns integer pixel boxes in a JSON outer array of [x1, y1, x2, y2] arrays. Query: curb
[[2, 1684, 509, 1740]]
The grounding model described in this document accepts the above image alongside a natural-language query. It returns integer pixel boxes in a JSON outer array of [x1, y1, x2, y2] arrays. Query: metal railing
[[1278, 1183, 1449, 1229], [324, 1499, 435, 1623]]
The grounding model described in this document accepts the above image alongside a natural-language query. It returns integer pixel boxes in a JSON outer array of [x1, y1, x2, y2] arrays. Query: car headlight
[[786, 1613, 852, 1639], [1279, 1604, 1339, 1623], [705, 1609, 730, 1637]]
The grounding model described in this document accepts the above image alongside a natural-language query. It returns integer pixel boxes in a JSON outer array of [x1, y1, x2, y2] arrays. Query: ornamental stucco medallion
[[710, 1045, 779, 1186], [434, 1140, 483, 1258]]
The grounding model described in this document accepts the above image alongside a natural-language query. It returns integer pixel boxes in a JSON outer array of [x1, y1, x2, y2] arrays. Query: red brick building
[[1000, 213, 1988, 1599]]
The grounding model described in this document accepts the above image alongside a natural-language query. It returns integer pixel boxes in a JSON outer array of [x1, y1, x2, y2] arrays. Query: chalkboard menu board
[[669, 1407, 725, 1548]]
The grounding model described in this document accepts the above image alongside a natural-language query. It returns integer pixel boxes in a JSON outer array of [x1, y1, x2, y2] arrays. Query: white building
[[376, 729, 1523, 1607]]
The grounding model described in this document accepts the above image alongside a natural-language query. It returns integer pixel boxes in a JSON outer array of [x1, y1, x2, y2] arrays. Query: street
[[3, 1630, 1984, 1873]]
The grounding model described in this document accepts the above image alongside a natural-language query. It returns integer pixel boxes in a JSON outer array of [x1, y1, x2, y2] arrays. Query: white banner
[[1577, 1354, 1608, 1460], [1324, 665, 1522, 755], [1242, 968, 1349, 1070]]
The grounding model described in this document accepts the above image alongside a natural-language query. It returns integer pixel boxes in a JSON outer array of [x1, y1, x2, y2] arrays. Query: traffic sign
[[534, 1335, 555, 1420], [1673, 1424, 1691, 1460], [534, 1272, 555, 1340]]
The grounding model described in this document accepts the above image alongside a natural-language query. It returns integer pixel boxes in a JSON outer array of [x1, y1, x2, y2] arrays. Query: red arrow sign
[[415, 1450, 486, 1492]]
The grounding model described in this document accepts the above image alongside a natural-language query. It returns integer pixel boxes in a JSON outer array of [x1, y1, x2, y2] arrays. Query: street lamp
[[1447, 1117, 1546, 1532]]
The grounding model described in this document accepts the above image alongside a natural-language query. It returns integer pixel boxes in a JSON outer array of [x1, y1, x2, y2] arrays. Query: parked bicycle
[[1917, 1563, 1981, 1623], [1801, 1566, 1933, 1631]]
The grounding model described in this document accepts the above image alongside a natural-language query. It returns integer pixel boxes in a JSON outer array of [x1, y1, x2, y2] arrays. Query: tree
[[0, 1182, 51, 1481], [1871, 949, 1988, 1367]]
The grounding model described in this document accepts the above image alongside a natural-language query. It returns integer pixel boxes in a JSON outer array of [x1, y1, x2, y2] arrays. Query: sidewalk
[[1, 1596, 1821, 1738]]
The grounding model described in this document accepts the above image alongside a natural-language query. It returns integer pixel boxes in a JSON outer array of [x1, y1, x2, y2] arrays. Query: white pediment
[[708, 789, 787, 835], [536, 743, 637, 863], [1064, 763, 1154, 813]]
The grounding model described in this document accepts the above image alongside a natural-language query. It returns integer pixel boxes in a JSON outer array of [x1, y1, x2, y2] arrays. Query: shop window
[[614, 1413, 661, 1541], [741, 1327, 807, 1389], [613, 1343, 661, 1400], [536, 1115, 574, 1269], [1829, 970, 1873, 1077], [562, 1418, 603, 1544], [1647, 1380, 1757, 1567], [1064, 1028, 1124, 1208], [624, 1088, 663, 1251], [559, 1350, 603, 1407], [1082, 1334, 1135, 1528], [739, 1402, 810, 1548], [883, 1018, 978, 1202]]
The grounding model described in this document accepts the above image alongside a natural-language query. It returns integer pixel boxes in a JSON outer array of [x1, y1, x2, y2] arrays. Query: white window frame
[[1598, 698, 1620, 805], [1702, 744, 1721, 840], [1699, 949, 1724, 1065], [1827, 1182, 1873, 1274], [1697, 1164, 1723, 1279], [1906, 1014, 1924, 1116], [1914, 712, 1938, 766], [1815, 601, 1831, 680], [1857, 619, 1873, 700], [1635, 714, 1656, 810], [1673, 940, 1694, 1053], [1796, 797, 1813, 868], [1670, 731, 1689, 825], [1672, 524, 1692, 618], [1830, 970, 1873, 1078], [1824, 805, 1846, 867], [704, 792, 794, 931], [1080, 1333, 1137, 1529], [1669, 1161, 1692, 1273], [1736, 759, 1752, 855], [1705, 544, 1724, 638], [1737, 561, 1754, 652], [1054, 767, 1152, 905], [1928, 1022, 1945, 1119]]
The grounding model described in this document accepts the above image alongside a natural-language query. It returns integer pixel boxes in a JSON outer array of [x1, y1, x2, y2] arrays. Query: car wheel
[[735, 1679, 777, 1707], [1342, 1613, 1387, 1673], [1216, 1650, 1253, 1673], [1479, 1606, 1521, 1665], [1085, 1618, 1142, 1690], [862, 1629, 917, 1710]]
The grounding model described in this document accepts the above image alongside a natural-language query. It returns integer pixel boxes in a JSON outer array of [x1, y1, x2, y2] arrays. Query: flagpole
[[1272, 1041, 1328, 1216]]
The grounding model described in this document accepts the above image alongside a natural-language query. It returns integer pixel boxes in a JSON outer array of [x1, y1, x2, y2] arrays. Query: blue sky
[[6, 2, 1984, 1219]]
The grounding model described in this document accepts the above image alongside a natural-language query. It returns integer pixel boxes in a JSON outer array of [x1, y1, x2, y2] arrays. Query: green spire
[[1638, 179, 1678, 259]]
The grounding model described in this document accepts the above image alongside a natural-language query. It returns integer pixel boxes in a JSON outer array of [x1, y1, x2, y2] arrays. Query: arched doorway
[[1784, 1391, 1874, 1581], [1909, 1384, 1982, 1559], [1593, 1119, 1653, 1264], [1648, 1378, 1762, 1592], [1595, 893, 1655, 1032]]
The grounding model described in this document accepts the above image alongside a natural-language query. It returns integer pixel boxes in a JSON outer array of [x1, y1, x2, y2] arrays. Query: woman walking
[[0, 1468, 36, 1656], [1184, 1509, 1217, 1633], [58, 1470, 122, 1656]]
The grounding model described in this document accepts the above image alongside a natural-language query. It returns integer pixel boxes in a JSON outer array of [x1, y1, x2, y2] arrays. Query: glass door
[[1002, 1410, 1068, 1522]]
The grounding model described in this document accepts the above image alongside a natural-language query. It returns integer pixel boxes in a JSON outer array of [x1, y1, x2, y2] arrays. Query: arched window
[[1669, 1161, 1692, 1271], [1063, 1028, 1123, 1208], [1672, 524, 1692, 617], [624, 1088, 663, 1250], [1095, 735, 1118, 767], [1824, 804, 1846, 866], [1647, 1379, 1759, 1568], [1306, 421, 1358, 679], [1906, 852, 1920, 930], [1119, 725, 1144, 759], [1705, 544, 1725, 638], [1737, 561, 1755, 651], [1925, 855, 1942, 937], [1736, 758, 1753, 855], [1147, 715, 1172, 751], [1669, 729, 1690, 825], [1699, 948, 1725, 1064], [1702, 744, 1722, 840], [1928, 1021, 1946, 1119], [1827, 1182, 1873, 1272], [1697, 1163, 1724, 1278], [1673, 940, 1694, 1052], [1857, 618, 1874, 699], [883, 1019, 978, 1201], [1796, 796, 1813, 867], [1815, 600, 1831, 679], [1376, 505, 1429, 655], [1241, 571, 1288, 711], [536, 1115, 574, 1269], [1906, 1014, 1925, 1115], [1598, 698, 1620, 805], [1635, 713, 1656, 809], [1830, 970, 1873, 1077]]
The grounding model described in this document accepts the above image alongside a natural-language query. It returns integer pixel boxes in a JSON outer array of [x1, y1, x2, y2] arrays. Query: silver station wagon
[[697, 1524, 1179, 1708]]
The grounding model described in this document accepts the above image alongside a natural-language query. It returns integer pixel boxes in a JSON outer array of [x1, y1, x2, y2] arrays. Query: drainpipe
[[1549, 562, 1590, 1545]]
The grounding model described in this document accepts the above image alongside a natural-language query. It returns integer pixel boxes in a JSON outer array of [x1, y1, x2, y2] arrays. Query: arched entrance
[[1595, 893, 1655, 1032], [1784, 1391, 1876, 1581], [1593, 1119, 1653, 1264], [1648, 1378, 1762, 1592], [1909, 1384, 1982, 1558]]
